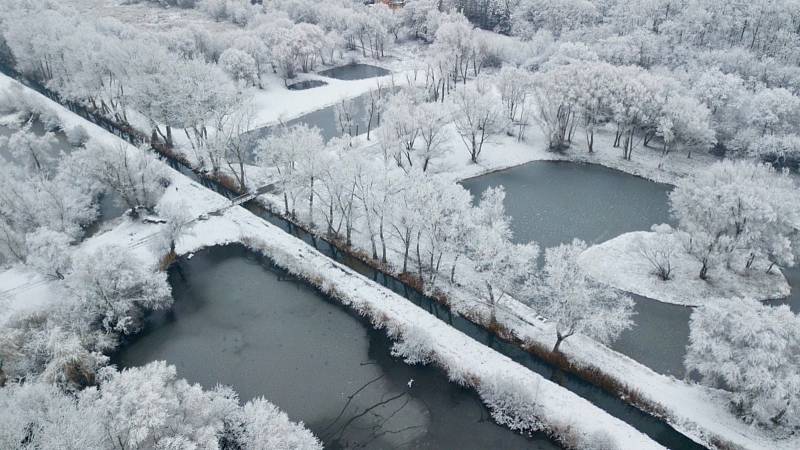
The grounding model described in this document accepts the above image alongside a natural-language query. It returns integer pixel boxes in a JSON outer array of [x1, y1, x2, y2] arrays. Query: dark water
[[770, 266, 800, 312], [287, 79, 328, 90], [461, 161, 674, 249], [114, 246, 556, 450], [462, 161, 696, 377], [320, 63, 391, 80]]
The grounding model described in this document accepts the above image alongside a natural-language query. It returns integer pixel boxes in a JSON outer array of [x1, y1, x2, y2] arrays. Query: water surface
[[320, 63, 391, 80], [114, 245, 556, 449], [462, 161, 693, 377], [287, 79, 328, 90]]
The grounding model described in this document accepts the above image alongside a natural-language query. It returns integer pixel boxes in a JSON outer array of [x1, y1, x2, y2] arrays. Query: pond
[[319, 63, 391, 80], [462, 160, 800, 378], [114, 245, 557, 450], [461, 161, 695, 377], [287, 79, 328, 91]]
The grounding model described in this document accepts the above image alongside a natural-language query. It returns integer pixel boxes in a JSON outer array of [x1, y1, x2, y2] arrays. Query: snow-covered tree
[[155, 199, 193, 255], [256, 123, 323, 218], [495, 65, 533, 123], [670, 160, 800, 279], [451, 77, 505, 163], [0, 126, 59, 175], [219, 47, 259, 87], [24, 228, 73, 280], [637, 224, 676, 281], [0, 362, 322, 449], [463, 187, 539, 324], [0, 155, 96, 261], [382, 91, 421, 169], [81, 143, 168, 215], [416, 101, 451, 172], [531, 240, 634, 353], [66, 245, 172, 335], [235, 397, 322, 449], [686, 299, 800, 429]]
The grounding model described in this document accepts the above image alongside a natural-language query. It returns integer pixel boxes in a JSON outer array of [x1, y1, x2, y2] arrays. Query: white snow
[[579, 231, 792, 306]]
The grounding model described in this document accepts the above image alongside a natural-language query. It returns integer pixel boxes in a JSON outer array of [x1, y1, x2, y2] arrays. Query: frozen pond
[[114, 245, 556, 450], [463, 160, 799, 378], [462, 161, 692, 377], [319, 63, 391, 80], [287, 79, 328, 90]]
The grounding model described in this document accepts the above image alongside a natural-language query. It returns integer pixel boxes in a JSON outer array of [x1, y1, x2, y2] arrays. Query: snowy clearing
[[579, 231, 792, 306]]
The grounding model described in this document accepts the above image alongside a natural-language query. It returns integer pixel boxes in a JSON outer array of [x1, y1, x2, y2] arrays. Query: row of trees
[[257, 122, 634, 354], [527, 60, 715, 158]]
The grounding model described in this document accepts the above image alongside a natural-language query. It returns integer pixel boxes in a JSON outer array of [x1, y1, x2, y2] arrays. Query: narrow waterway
[[114, 245, 557, 449], [244, 63, 395, 158], [245, 88, 390, 157]]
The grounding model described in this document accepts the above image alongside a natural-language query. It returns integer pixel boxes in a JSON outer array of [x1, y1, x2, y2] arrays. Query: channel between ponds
[[0, 65, 705, 449], [157, 158, 704, 450]]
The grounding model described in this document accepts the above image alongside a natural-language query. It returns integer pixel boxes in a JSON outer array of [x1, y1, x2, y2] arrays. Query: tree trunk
[[308, 176, 315, 227], [379, 217, 387, 264], [699, 260, 709, 280], [552, 333, 565, 353]]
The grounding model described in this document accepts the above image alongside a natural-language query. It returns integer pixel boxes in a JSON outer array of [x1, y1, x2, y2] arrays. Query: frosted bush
[[65, 125, 89, 147], [38, 108, 62, 131], [477, 372, 543, 432], [390, 325, 435, 365], [581, 429, 620, 450]]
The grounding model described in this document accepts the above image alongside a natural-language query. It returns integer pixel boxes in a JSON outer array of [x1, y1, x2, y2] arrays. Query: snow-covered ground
[[579, 231, 791, 306], [0, 73, 665, 450]]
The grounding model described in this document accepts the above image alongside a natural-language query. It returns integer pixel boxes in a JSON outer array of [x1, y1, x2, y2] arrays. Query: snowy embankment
[[578, 231, 791, 306], [0, 73, 662, 449]]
